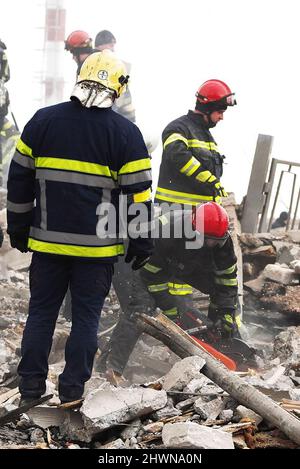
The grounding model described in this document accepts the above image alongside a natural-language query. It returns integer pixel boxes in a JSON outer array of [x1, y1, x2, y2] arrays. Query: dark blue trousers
[[18, 253, 113, 401]]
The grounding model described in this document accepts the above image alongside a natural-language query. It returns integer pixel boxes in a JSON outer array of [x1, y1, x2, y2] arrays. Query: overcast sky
[[2, 0, 300, 207]]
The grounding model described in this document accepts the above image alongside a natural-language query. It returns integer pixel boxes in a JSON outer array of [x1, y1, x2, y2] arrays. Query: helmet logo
[[98, 70, 108, 80]]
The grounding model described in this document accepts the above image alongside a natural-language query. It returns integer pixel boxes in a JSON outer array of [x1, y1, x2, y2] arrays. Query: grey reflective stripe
[[39, 179, 47, 231], [119, 170, 152, 186], [29, 227, 121, 246], [7, 200, 34, 213], [156, 189, 213, 203], [13, 151, 35, 170], [36, 169, 117, 189]]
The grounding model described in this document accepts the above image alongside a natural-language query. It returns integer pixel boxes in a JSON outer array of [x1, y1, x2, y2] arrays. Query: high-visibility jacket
[[142, 211, 238, 310], [7, 100, 152, 261], [155, 111, 226, 206]]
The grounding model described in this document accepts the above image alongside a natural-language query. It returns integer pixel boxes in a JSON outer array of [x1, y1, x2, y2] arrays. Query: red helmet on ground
[[65, 30, 92, 52], [192, 202, 229, 247], [195, 79, 236, 114]]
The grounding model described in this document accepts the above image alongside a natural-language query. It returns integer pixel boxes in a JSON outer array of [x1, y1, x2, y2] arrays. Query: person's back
[[7, 51, 153, 404]]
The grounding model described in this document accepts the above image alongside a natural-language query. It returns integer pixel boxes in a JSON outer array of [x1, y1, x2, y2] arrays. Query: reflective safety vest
[[7, 101, 152, 260], [155, 111, 226, 206]]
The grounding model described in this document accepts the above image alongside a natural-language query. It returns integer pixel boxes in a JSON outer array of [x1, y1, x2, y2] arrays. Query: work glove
[[218, 309, 242, 339], [9, 234, 29, 253], [208, 305, 241, 339], [125, 243, 151, 271]]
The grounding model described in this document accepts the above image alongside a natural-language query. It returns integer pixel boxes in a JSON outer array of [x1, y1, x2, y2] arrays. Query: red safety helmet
[[195, 79, 236, 114], [192, 202, 229, 248], [65, 30, 92, 52]]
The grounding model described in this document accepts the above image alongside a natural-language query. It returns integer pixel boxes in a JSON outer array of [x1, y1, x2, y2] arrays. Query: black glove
[[125, 243, 151, 271], [9, 235, 29, 253]]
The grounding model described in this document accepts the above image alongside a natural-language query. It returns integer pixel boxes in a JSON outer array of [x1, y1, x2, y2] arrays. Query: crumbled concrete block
[[120, 418, 142, 440], [262, 365, 286, 385], [152, 397, 181, 420], [81, 386, 167, 436], [290, 260, 300, 274], [182, 375, 211, 393], [194, 396, 225, 420], [219, 409, 233, 422], [162, 356, 206, 391], [235, 405, 263, 426], [263, 264, 298, 285], [162, 422, 234, 449]]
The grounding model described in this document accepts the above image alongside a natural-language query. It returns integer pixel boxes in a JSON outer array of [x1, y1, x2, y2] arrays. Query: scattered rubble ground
[[0, 202, 300, 449]]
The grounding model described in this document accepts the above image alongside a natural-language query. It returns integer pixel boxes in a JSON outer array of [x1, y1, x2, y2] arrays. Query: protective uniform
[[155, 79, 236, 206], [100, 203, 241, 377], [7, 51, 153, 402]]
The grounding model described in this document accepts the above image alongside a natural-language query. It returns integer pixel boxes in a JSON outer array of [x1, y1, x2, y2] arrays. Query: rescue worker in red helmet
[[64, 30, 95, 75], [97, 202, 241, 384], [155, 79, 236, 207]]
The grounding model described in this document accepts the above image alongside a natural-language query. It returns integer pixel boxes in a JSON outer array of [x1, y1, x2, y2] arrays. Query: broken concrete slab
[[235, 405, 263, 426], [263, 264, 298, 285], [194, 396, 225, 421], [81, 386, 167, 436], [161, 421, 234, 449], [152, 397, 181, 420], [162, 356, 206, 392]]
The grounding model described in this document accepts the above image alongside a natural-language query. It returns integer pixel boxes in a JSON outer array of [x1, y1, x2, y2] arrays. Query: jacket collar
[[187, 110, 209, 129]]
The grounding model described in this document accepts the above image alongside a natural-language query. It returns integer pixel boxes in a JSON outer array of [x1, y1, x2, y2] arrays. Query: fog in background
[[2, 0, 300, 206]]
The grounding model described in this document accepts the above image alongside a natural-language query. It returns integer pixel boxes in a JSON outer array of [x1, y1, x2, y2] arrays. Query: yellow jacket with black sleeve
[[7, 100, 153, 261], [155, 111, 227, 206]]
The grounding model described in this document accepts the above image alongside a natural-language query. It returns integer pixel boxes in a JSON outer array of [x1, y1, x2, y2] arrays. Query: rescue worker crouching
[[98, 202, 242, 382], [6, 50, 154, 405]]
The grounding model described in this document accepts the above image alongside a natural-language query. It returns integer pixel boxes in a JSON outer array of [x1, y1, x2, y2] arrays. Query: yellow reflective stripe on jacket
[[180, 157, 201, 176], [155, 186, 220, 205], [118, 158, 151, 175], [195, 170, 216, 183], [28, 238, 124, 257], [35, 157, 116, 179], [163, 307, 179, 317], [168, 282, 193, 295], [163, 134, 218, 152], [147, 283, 169, 293], [214, 278, 238, 287], [143, 263, 162, 274], [133, 188, 152, 203], [16, 138, 34, 159], [215, 264, 237, 275], [163, 133, 188, 149]]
